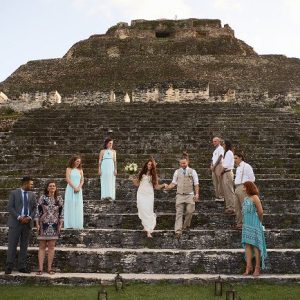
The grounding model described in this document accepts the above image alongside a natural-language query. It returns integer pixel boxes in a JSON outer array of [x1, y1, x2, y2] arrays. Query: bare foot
[[253, 267, 260, 276], [243, 266, 253, 275], [146, 232, 153, 238]]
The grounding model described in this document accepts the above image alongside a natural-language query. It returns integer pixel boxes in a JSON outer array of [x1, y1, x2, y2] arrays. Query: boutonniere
[[188, 173, 193, 179]]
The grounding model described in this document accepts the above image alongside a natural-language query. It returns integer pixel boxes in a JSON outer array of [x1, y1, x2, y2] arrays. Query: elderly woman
[[35, 180, 64, 275]]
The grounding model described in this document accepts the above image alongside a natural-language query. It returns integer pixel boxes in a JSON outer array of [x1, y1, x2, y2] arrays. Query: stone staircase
[[0, 102, 299, 285]]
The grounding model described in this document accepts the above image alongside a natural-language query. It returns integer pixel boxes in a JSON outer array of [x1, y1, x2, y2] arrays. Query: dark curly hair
[[43, 180, 60, 202]]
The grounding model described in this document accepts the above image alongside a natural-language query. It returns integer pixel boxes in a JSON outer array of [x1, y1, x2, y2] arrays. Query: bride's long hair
[[138, 158, 158, 187]]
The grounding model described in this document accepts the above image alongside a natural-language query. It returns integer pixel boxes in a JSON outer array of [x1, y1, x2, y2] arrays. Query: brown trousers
[[212, 171, 223, 199], [175, 194, 195, 233], [221, 171, 235, 210], [234, 184, 247, 225]]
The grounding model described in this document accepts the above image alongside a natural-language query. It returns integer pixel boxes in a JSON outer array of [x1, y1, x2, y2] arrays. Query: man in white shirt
[[233, 151, 255, 229], [165, 153, 199, 239], [210, 137, 224, 201], [221, 140, 235, 214]]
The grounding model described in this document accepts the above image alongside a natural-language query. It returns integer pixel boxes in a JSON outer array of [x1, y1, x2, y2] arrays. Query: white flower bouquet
[[124, 162, 138, 175]]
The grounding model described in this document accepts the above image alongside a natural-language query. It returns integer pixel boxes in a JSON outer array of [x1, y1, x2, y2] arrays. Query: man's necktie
[[183, 169, 186, 175], [23, 192, 29, 216]]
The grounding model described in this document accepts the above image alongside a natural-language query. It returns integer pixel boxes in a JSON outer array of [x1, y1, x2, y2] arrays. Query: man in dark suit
[[5, 176, 37, 274]]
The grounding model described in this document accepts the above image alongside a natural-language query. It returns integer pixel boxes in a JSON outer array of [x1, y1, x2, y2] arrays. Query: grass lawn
[[0, 283, 300, 300]]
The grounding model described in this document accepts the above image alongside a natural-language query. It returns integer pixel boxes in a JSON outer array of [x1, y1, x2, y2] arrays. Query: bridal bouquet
[[124, 162, 138, 175]]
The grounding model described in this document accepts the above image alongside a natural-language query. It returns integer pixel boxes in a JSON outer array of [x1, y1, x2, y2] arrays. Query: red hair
[[243, 181, 259, 196], [138, 158, 158, 187]]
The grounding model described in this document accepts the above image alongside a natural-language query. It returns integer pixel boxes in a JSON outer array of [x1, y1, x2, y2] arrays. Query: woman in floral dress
[[35, 180, 64, 275]]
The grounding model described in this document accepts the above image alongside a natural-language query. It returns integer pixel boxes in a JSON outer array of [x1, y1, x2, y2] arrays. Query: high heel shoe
[[243, 266, 253, 275], [253, 266, 260, 276]]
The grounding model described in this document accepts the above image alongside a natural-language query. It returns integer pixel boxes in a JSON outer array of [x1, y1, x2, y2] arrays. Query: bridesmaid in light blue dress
[[64, 156, 84, 229], [99, 139, 117, 201]]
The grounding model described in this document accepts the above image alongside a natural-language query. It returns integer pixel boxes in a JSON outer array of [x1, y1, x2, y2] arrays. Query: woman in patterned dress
[[35, 180, 64, 275], [242, 181, 267, 276]]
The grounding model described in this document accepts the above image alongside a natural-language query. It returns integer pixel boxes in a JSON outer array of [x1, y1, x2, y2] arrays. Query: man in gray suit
[[5, 176, 37, 274]]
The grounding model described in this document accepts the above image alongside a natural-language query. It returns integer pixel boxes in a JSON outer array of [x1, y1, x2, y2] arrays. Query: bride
[[131, 158, 166, 238]]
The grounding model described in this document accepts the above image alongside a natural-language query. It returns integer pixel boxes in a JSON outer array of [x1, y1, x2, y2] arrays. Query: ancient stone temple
[[0, 19, 299, 284], [1, 18, 300, 107]]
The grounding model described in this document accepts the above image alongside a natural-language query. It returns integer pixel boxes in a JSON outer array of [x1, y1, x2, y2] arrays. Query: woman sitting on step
[[35, 180, 64, 275], [242, 181, 267, 276], [131, 158, 166, 238]]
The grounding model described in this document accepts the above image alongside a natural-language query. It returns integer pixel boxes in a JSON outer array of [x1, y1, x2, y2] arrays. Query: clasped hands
[[19, 216, 31, 224]]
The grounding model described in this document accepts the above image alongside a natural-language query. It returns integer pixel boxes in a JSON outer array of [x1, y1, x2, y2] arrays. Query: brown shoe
[[175, 232, 182, 239], [225, 209, 235, 215]]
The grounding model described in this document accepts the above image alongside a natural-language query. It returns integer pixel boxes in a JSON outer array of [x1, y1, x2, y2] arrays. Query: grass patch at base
[[0, 282, 300, 300]]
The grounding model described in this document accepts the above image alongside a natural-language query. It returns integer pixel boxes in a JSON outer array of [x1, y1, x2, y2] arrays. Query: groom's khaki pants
[[175, 194, 195, 233]]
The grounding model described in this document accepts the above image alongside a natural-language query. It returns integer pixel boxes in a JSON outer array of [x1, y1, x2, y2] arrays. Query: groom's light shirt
[[172, 167, 199, 193]]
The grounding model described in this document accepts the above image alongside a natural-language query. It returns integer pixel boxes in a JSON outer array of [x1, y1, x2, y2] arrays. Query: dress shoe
[[175, 232, 182, 239], [5, 269, 12, 275], [183, 227, 190, 232], [18, 268, 31, 274]]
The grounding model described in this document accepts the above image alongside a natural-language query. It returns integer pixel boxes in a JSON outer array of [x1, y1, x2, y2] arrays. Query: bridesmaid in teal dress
[[242, 181, 267, 276], [99, 139, 117, 201], [64, 156, 84, 229]]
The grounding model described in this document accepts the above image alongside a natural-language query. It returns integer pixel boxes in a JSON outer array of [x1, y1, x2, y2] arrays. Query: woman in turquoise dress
[[99, 138, 117, 201], [242, 181, 267, 276], [64, 156, 84, 229]]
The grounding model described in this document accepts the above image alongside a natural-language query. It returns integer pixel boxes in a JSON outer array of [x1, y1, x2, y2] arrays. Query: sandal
[[253, 267, 260, 277], [47, 270, 55, 275], [243, 266, 253, 276], [36, 270, 43, 276]]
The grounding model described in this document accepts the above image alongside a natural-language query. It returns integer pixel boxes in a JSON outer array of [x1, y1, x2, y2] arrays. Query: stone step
[[0, 177, 298, 189], [0, 227, 299, 249], [0, 169, 299, 180], [0, 247, 299, 274], [0, 187, 299, 201], [1, 150, 300, 159], [1, 199, 299, 214], [0, 272, 300, 285], [0, 212, 298, 229], [2, 170, 299, 180], [1, 154, 299, 164]]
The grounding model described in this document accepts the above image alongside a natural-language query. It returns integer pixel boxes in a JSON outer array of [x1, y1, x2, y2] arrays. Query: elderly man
[[210, 137, 224, 202]]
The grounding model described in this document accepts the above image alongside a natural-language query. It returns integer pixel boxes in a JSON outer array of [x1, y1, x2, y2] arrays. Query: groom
[[165, 153, 199, 239], [5, 176, 37, 274]]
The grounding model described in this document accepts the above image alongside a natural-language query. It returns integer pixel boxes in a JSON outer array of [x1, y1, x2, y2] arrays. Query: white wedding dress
[[137, 175, 156, 233]]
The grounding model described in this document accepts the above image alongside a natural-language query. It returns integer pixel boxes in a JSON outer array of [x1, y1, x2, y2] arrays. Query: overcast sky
[[1, 0, 300, 82]]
